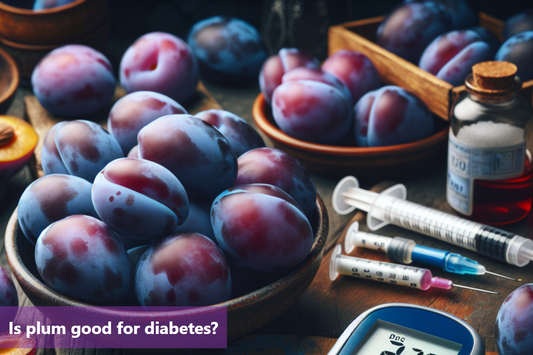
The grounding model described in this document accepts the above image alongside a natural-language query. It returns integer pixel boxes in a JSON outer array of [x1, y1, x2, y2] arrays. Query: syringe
[[344, 221, 520, 281], [329, 245, 498, 294], [332, 176, 533, 267]]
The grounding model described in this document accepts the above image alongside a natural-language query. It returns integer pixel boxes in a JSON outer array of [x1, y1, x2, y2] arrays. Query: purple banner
[[0, 306, 227, 349]]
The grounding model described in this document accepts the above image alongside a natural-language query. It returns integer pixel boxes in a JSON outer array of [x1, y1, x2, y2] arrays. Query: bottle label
[[447, 128, 525, 215]]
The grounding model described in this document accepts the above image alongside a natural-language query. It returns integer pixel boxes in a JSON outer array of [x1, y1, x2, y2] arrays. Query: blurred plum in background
[[188, 16, 268, 83]]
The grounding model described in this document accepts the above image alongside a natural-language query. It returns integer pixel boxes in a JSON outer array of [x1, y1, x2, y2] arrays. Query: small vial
[[447, 61, 533, 225]]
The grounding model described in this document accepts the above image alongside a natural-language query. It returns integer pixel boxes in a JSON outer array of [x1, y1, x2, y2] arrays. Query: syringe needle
[[484, 270, 522, 282], [452, 283, 499, 295], [343, 223, 520, 281], [330, 245, 500, 295]]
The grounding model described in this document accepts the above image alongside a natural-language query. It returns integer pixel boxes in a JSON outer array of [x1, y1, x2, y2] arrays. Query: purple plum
[[187, 16, 268, 83], [405, 0, 478, 29], [138, 114, 237, 198], [41, 120, 124, 182], [495, 31, 533, 82], [259, 48, 319, 104], [419, 30, 493, 86], [120, 32, 199, 103], [377, 1, 453, 63], [496, 283, 533, 355], [0, 265, 17, 307], [281, 67, 353, 105], [108, 91, 187, 155], [235, 147, 316, 220], [92, 158, 189, 240], [322, 50, 381, 104], [135, 233, 231, 306], [354, 86, 434, 147], [271, 80, 353, 144], [211, 184, 313, 272], [18, 174, 98, 245], [0, 265, 18, 331], [34, 215, 131, 305], [194, 109, 265, 157], [31, 45, 116, 117]]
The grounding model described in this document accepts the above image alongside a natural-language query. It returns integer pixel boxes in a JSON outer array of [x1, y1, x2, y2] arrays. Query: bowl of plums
[[4, 19, 328, 341], [253, 47, 449, 179]]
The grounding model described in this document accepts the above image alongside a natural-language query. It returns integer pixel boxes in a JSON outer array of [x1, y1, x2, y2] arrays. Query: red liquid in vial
[[468, 157, 533, 225]]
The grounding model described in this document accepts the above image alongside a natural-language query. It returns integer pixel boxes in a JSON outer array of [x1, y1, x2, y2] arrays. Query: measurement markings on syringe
[[382, 198, 481, 250], [347, 258, 425, 287]]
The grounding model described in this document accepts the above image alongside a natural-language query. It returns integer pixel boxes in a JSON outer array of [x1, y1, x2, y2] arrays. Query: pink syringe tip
[[430, 277, 453, 290]]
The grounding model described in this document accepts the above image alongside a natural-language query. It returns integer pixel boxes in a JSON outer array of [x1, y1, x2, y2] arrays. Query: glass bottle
[[447, 61, 533, 225]]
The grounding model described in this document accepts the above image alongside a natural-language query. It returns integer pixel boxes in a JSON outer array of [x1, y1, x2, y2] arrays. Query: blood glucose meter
[[328, 303, 484, 355]]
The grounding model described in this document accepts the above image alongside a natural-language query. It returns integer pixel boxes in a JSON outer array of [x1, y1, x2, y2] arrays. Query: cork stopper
[[465, 61, 522, 101], [472, 61, 517, 90]]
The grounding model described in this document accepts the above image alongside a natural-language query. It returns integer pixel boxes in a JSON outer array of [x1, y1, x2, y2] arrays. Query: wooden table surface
[[1, 81, 527, 355]]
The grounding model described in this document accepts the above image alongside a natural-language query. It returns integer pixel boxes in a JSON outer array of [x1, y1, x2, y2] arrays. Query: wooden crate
[[328, 13, 533, 120]]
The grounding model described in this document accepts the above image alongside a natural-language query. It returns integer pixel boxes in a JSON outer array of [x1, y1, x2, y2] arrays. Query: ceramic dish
[[0, 16, 110, 79], [253, 93, 449, 179], [5, 195, 328, 341], [0, 46, 18, 114], [0, 0, 109, 45]]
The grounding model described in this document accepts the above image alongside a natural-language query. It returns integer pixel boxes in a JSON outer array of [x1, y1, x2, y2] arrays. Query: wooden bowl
[[0, 0, 109, 45], [253, 93, 449, 179], [0, 16, 110, 79], [5, 195, 328, 341], [0, 46, 18, 114]]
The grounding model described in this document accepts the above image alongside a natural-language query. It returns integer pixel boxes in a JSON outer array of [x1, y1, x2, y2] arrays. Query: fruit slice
[[0, 333, 36, 355], [0, 116, 38, 179]]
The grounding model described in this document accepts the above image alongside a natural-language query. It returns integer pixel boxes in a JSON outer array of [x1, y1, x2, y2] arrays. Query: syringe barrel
[[370, 193, 532, 266], [333, 254, 431, 290], [347, 229, 415, 264], [352, 232, 390, 252]]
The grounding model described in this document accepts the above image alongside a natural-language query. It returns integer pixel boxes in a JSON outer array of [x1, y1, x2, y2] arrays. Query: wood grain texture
[[329, 13, 533, 120], [24, 82, 221, 179]]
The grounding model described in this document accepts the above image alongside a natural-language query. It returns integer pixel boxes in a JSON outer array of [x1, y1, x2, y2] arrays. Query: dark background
[[105, 0, 533, 68]]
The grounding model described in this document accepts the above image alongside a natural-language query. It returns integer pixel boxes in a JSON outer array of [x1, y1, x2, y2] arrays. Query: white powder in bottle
[[456, 121, 524, 148]]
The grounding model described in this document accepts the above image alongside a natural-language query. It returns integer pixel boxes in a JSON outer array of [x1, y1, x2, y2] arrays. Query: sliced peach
[[0, 116, 38, 179], [0, 333, 36, 355]]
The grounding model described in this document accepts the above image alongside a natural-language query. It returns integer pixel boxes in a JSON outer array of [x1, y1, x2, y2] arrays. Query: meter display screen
[[352, 320, 462, 355]]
